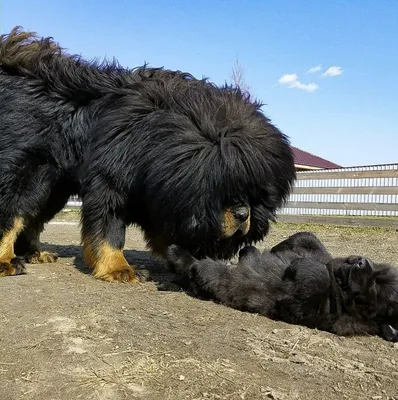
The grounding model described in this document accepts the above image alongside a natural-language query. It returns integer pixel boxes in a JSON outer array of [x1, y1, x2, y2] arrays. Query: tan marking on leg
[[0, 217, 24, 260], [94, 243, 140, 283], [83, 239, 140, 283], [0, 217, 26, 277], [0, 258, 25, 277], [83, 242, 96, 269], [16, 224, 58, 264]]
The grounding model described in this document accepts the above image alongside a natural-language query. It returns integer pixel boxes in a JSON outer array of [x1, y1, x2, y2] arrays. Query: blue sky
[[1, 0, 397, 167]]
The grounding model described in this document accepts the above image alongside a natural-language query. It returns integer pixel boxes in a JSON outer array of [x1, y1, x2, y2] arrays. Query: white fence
[[66, 163, 398, 219], [279, 163, 398, 217]]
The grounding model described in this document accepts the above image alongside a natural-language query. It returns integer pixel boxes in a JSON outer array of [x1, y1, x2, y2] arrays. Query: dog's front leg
[[80, 180, 142, 284]]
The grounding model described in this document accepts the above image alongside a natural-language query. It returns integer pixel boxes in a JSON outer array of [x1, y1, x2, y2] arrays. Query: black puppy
[[167, 232, 398, 342]]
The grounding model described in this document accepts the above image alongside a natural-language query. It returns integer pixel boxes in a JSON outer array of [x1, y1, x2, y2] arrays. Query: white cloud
[[289, 81, 319, 92], [278, 73, 298, 84], [307, 65, 322, 74], [322, 66, 343, 77], [277, 73, 319, 92]]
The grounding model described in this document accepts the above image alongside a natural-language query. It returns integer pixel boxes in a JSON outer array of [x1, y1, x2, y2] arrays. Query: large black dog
[[167, 232, 398, 342], [0, 27, 296, 282]]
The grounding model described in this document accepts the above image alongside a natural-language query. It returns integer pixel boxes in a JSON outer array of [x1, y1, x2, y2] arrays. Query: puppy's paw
[[166, 245, 196, 275]]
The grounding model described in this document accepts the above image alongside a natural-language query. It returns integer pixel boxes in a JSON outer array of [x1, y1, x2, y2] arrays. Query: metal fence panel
[[66, 163, 398, 218]]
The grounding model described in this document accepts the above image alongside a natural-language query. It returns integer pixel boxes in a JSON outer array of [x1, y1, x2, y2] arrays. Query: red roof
[[292, 146, 342, 169]]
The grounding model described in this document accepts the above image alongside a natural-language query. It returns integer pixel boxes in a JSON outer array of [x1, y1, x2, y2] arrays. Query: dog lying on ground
[[167, 232, 398, 342]]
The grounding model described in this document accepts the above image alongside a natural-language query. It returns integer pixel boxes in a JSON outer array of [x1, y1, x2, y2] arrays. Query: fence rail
[[65, 163, 398, 226], [279, 163, 398, 218]]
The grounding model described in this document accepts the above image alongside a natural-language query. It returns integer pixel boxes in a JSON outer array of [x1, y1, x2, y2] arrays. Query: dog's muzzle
[[222, 206, 251, 238]]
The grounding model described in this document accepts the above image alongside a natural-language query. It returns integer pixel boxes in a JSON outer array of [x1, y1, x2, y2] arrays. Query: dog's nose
[[350, 257, 366, 268], [234, 206, 249, 223], [356, 258, 366, 268]]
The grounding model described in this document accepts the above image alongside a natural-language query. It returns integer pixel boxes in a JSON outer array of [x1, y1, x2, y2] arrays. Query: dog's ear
[[166, 244, 197, 274]]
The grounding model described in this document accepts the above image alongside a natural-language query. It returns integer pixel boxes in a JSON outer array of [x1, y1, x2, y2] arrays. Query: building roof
[[292, 146, 342, 169]]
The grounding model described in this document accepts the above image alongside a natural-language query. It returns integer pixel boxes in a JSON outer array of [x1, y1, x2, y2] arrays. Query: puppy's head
[[332, 256, 398, 328]]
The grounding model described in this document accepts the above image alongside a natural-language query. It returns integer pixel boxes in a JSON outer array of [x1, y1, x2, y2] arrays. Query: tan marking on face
[[221, 208, 250, 238], [221, 209, 238, 238]]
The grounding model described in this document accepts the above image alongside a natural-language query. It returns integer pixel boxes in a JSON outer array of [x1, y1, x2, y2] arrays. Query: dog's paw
[[93, 264, 144, 284], [24, 251, 58, 264], [0, 257, 26, 277]]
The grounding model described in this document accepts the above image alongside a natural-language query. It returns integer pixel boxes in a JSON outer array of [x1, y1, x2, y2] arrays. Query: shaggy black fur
[[0, 27, 295, 281], [167, 232, 398, 342]]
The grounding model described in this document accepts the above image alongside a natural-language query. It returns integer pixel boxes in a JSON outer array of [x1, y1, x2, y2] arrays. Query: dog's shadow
[[41, 242, 183, 291]]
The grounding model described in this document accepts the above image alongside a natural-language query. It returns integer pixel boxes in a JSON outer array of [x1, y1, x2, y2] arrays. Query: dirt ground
[[1, 212, 398, 400]]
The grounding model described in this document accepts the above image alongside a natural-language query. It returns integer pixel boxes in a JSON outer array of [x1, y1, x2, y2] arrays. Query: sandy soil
[[1, 215, 398, 400]]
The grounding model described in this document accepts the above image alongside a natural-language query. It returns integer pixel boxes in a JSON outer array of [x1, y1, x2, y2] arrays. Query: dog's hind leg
[[0, 216, 26, 276], [0, 155, 76, 275], [14, 220, 58, 264], [13, 176, 77, 264]]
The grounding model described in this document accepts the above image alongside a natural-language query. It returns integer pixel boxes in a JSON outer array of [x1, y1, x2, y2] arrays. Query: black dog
[[0, 27, 296, 281], [167, 232, 398, 342]]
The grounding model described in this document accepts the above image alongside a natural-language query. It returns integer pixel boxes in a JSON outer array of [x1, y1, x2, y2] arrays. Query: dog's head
[[332, 256, 398, 329], [136, 77, 296, 259]]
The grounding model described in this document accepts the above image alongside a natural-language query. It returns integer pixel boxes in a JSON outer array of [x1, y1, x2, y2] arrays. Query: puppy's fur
[[167, 232, 398, 342], [0, 27, 296, 282]]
